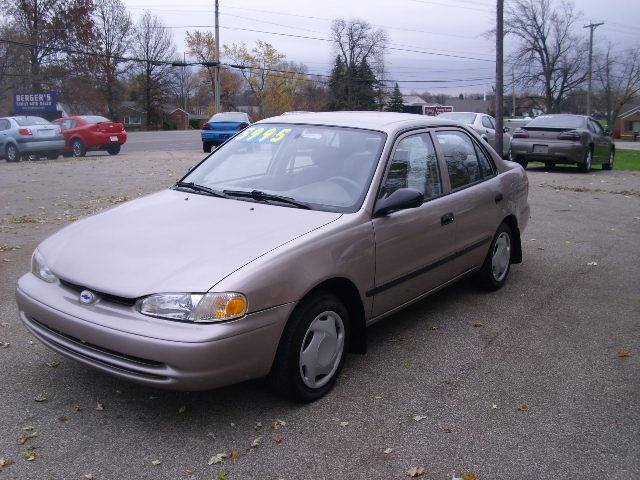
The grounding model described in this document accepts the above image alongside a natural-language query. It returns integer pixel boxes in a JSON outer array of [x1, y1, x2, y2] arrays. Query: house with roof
[[614, 105, 640, 141]]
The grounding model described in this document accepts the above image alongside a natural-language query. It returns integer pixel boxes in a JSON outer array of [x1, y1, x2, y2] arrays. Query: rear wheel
[[203, 142, 212, 153], [5, 144, 19, 162], [474, 222, 513, 291], [602, 148, 614, 170], [578, 148, 592, 173], [544, 161, 555, 170], [71, 139, 86, 157], [269, 292, 349, 402], [106, 145, 121, 155], [515, 157, 528, 170]]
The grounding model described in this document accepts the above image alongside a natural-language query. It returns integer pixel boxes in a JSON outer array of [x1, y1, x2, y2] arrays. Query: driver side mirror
[[503, 126, 510, 133], [373, 188, 424, 217]]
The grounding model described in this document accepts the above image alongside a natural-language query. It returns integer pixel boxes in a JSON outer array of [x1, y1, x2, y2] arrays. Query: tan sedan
[[16, 112, 530, 402]]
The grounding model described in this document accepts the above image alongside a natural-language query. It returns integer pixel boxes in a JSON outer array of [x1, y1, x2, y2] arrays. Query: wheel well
[[303, 278, 367, 354], [503, 215, 522, 264]]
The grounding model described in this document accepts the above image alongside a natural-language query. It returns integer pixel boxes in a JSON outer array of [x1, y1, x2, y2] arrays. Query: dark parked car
[[201, 112, 251, 153], [510, 114, 614, 172], [0, 116, 65, 162], [52, 116, 127, 157]]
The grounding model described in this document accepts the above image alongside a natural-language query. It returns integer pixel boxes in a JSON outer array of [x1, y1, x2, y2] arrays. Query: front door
[[589, 119, 609, 162], [370, 130, 458, 318]]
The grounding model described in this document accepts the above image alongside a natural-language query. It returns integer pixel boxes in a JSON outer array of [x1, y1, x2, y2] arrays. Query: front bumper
[[511, 140, 585, 163], [16, 273, 293, 390]]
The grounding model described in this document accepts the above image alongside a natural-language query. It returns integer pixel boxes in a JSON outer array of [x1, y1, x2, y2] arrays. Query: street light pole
[[214, 0, 221, 113], [584, 22, 604, 116], [495, 0, 504, 157]]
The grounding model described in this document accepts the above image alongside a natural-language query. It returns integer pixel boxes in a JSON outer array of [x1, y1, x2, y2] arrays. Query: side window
[[380, 133, 442, 202], [482, 116, 494, 130], [0, 119, 10, 130], [589, 119, 603, 134], [474, 143, 496, 178], [435, 130, 488, 189]]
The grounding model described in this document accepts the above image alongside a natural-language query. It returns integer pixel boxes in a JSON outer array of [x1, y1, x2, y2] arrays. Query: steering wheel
[[326, 176, 361, 196]]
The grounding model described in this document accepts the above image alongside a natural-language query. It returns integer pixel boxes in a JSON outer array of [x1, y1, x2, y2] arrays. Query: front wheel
[[71, 139, 86, 157], [203, 142, 212, 153], [474, 223, 513, 291], [578, 148, 592, 173], [544, 161, 555, 170], [5, 144, 20, 162], [602, 148, 614, 170], [269, 292, 349, 402], [106, 145, 121, 155]]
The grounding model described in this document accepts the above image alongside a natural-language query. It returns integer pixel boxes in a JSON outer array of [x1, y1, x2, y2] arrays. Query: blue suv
[[201, 112, 251, 152]]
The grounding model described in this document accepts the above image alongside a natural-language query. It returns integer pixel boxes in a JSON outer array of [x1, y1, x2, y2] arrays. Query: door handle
[[494, 193, 503, 203], [441, 212, 454, 226]]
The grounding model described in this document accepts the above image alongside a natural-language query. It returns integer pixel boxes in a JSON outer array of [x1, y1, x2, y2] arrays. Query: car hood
[[39, 189, 341, 298]]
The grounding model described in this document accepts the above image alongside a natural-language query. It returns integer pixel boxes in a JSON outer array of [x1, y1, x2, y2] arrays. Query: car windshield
[[181, 124, 386, 213], [438, 112, 477, 124], [14, 116, 50, 126], [527, 115, 586, 128], [209, 112, 247, 123], [82, 116, 110, 124]]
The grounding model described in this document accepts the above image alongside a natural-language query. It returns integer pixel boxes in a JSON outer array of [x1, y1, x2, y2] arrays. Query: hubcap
[[491, 232, 511, 282], [299, 310, 345, 389], [586, 151, 592, 169], [73, 142, 81, 156], [609, 151, 614, 166], [7, 146, 16, 161]]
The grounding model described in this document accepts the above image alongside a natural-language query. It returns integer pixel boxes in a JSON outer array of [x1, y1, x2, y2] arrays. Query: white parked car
[[437, 112, 512, 160]]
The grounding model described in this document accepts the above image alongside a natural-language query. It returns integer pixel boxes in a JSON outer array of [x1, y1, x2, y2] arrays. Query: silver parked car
[[437, 111, 512, 159], [16, 112, 530, 401], [0, 116, 66, 162]]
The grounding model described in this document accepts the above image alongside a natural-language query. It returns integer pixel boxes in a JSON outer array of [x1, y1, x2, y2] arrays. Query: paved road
[[121, 130, 202, 154], [0, 153, 638, 479]]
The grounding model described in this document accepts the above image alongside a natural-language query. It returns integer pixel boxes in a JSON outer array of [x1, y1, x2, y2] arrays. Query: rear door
[[371, 130, 458, 318], [0, 119, 10, 151], [433, 128, 503, 274]]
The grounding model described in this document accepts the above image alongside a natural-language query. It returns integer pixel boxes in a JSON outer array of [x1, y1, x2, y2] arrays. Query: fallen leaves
[[339, 421, 349, 427], [255, 421, 262, 430], [383, 448, 393, 455], [178, 405, 187, 414], [390, 335, 407, 343], [271, 419, 286, 430], [0, 457, 13, 471], [34, 394, 47, 403], [95, 402, 105, 411], [0, 245, 21, 252], [617, 349, 630, 358], [517, 403, 529, 412], [208, 453, 228, 465], [17, 430, 38, 445], [472, 322, 484, 328], [250, 437, 261, 449], [45, 361, 59, 368], [1, 342, 9, 348], [72, 404, 82, 412], [22, 451, 36, 461], [412, 415, 427, 422], [151, 459, 162, 466], [587, 261, 598, 266], [406, 466, 425, 477]]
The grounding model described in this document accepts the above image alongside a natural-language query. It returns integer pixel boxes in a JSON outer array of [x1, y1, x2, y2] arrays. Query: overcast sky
[[122, 0, 639, 94]]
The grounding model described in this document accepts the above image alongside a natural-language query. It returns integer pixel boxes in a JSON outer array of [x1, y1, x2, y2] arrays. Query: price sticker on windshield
[[236, 127, 292, 144]]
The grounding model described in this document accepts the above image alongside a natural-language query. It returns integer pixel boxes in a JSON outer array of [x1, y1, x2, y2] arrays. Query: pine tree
[[386, 83, 404, 112]]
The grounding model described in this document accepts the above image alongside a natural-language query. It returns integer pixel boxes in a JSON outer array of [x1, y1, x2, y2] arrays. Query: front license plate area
[[533, 144, 548, 154], [110, 136, 118, 142]]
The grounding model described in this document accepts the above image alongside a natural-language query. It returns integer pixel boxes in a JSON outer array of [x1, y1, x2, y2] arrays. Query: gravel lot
[[0, 152, 638, 480]]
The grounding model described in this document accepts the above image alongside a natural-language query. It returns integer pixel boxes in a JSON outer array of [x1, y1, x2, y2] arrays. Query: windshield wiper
[[174, 181, 228, 198], [223, 189, 311, 210]]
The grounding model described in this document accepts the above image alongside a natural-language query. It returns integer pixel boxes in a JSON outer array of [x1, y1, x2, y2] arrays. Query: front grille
[[60, 279, 137, 306]]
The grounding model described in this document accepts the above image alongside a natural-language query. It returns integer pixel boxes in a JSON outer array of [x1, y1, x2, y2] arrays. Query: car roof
[[257, 111, 460, 134]]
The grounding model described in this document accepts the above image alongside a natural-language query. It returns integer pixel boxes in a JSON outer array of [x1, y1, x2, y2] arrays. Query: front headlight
[[137, 292, 247, 323], [31, 249, 57, 283]]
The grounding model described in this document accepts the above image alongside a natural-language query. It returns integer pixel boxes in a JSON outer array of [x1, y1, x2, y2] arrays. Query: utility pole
[[512, 68, 516, 117], [495, 0, 504, 157], [214, 0, 221, 113], [584, 22, 604, 116]]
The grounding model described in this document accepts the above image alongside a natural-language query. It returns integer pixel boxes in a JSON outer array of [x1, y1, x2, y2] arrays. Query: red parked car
[[53, 115, 127, 157]]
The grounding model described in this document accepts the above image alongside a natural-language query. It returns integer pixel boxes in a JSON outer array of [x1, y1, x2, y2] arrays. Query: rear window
[[14, 116, 50, 126], [527, 115, 586, 129], [209, 113, 248, 123], [438, 112, 477, 125], [81, 116, 110, 124]]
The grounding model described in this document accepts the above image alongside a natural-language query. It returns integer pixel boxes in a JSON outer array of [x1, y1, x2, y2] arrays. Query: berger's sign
[[422, 105, 453, 116], [14, 92, 58, 114]]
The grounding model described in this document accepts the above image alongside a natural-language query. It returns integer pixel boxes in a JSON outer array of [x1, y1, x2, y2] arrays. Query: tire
[[106, 145, 121, 156], [504, 149, 513, 162], [515, 157, 528, 170], [578, 148, 592, 173], [71, 138, 86, 157], [47, 152, 59, 160], [474, 222, 513, 291], [269, 292, 349, 402], [544, 161, 555, 170], [5, 144, 19, 162], [203, 142, 212, 153], [602, 148, 614, 170]]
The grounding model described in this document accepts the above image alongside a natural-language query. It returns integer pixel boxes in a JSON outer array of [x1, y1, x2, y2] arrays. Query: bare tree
[[595, 45, 640, 128], [2, 0, 94, 91], [92, 0, 132, 119], [132, 11, 176, 129], [506, 0, 587, 113]]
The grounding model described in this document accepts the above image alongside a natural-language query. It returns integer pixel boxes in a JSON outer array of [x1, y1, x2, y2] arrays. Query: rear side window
[[435, 130, 492, 189], [482, 116, 494, 129], [0, 119, 10, 130], [380, 133, 442, 202]]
